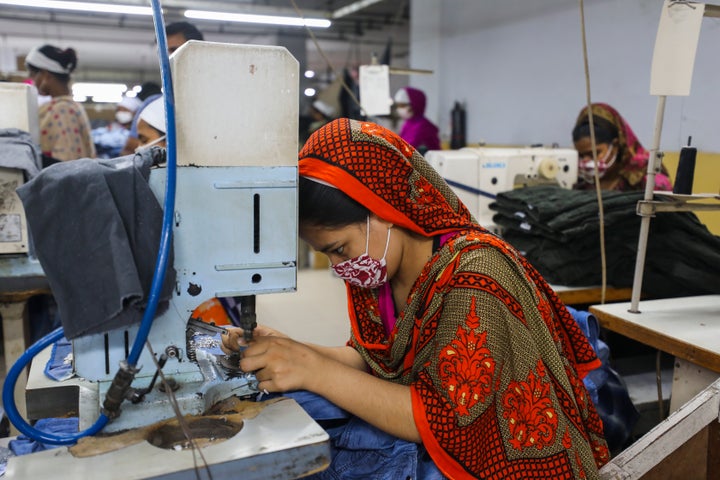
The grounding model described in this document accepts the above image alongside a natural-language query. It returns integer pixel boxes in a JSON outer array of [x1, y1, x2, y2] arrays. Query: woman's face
[[573, 137, 613, 163], [137, 119, 166, 148], [300, 216, 400, 276], [28, 69, 50, 96]]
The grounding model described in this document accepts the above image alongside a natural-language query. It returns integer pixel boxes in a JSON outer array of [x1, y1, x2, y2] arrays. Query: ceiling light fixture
[[332, 0, 384, 19], [72, 82, 128, 103], [0, 0, 152, 15], [184, 9, 331, 28]]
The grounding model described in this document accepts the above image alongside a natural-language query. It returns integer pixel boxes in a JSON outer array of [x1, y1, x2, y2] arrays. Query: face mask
[[396, 106, 412, 120], [134, 135, 166, 154], [579, 145, 617, 182], [115, 111, 134, 125], [331, 216, 392, 289]]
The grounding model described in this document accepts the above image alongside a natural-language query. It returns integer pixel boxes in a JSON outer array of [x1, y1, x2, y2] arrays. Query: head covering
[[138, 96, 166, 133], [25, 46, 73, 75], [397, 87, 427, 116], [393, 87, 410, 104], [299, 118, 475, 237], [298, 118, 609, 476], [312, 99, 335, 118], [574, 102, 669, 189], [118, 95, 142, 113]]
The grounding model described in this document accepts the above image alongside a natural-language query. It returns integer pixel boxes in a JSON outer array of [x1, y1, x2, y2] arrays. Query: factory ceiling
[[0, 0, 410, 86]]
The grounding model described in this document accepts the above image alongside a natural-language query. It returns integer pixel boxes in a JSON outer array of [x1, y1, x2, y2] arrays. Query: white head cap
[[25, 46, 73, 75], [118, 96, 142, 113], [312, 100, 335, 118], [394, 88, 410, 104], [139, 96, 166, 133]]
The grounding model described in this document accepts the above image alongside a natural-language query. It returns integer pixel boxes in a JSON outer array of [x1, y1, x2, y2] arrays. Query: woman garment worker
[[394, 86, 442, 155], [572, 103, 672, 191], [25, 45, 96, 162], [223, 118, 609, 479]]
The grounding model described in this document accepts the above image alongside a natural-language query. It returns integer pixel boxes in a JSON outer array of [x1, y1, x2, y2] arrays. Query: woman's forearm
[[306, 357, 421, 443]]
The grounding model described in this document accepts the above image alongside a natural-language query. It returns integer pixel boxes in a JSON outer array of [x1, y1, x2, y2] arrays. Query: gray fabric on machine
[[16, 148, 176, 339], [0, 128, 42, 179]]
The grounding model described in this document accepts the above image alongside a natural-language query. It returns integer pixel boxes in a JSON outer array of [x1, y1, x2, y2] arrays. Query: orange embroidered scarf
[[299, 118, 609, 479]]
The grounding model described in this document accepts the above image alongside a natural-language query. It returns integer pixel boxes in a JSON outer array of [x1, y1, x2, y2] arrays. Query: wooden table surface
[[589, 295, 720, 373]]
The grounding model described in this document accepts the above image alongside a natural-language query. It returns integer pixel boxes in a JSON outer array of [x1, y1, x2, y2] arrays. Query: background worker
[[120, 22, 203, 155], [223, 118, 609, 479], [92, 95, 142, 158], [393, 86, 441, 155], [135, 96, 166, 150], [25, 44, 95, 163], [572, 103, 672, 191]]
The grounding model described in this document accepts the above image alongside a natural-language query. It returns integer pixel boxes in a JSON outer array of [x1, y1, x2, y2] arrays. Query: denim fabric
[[8, 417, 78, 455], [276, 391, 445, 480], [567, 307, 639, 453]]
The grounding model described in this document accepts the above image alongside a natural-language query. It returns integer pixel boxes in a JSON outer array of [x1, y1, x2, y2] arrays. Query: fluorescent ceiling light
[[332, 0, 384, 19], [0, 0, 152, 15], [73, 82, 127, 103], [185, 9, 331, 28]]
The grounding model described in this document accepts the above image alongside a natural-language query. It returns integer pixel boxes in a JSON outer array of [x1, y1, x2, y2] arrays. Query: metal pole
[[629, 95, 666, 313]]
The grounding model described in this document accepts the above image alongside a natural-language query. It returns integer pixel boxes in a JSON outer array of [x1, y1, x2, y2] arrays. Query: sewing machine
[[6, 41, 330, 479], [68, 40, 300, 434], [0, 83, 39, 254], [425, 147, 578, 233]]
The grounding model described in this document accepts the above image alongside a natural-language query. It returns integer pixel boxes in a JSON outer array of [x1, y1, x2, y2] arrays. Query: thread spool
[[450, 101, 466, 149], [673, 136, 696, 195]]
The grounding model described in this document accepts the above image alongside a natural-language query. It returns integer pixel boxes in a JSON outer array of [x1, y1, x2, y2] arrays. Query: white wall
[[409, 0, 720, 152]]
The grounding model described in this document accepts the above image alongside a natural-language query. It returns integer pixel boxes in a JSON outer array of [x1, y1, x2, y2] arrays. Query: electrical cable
[[578, 0, 608, 305], [289, 0, 364, 114], [127, 0, 177, 367]]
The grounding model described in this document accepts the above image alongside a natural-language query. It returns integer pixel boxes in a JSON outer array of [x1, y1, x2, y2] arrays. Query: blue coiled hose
[[1, 0, 177, 445]]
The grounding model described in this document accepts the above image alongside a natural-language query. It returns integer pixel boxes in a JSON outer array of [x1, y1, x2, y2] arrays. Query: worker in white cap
[[136, 96, 167, 151], [92, 95, 144, 158]]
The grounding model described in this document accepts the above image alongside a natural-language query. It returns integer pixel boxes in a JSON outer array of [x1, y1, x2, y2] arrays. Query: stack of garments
[[489, 185, 720, 298]]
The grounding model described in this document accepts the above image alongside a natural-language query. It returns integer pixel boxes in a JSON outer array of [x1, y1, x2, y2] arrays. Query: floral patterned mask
[[332, 216, 391, 289]]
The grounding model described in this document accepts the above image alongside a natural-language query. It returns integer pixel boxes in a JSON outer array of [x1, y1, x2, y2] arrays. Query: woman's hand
[[240, 336, 321, 393], [220, 324, 288, 354]]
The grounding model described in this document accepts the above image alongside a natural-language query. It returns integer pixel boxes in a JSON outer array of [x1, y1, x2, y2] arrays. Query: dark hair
[[572, 116, 618, 144], [166, 22, 204, 41], [138, 81, 162, 101], [299, 176, 369, 227], [28, 45, 77, 82]]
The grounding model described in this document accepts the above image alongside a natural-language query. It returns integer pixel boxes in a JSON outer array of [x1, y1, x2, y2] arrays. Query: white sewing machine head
[[425, 147, 578, 234], [70, 41, 299, 433], [0, 83, 40, 255]]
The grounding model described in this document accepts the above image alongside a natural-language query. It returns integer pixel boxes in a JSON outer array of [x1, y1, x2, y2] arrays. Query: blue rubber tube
[[1, 328, 109, 444], [128, 0, 177, 366], [1, 0, 177, 445]]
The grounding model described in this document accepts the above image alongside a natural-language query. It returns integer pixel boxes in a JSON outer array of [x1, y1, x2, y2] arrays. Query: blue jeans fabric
[[273, 391, 445, 480]]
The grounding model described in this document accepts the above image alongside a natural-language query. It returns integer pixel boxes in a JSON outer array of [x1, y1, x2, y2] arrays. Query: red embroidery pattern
[[412, 176, 444, 206], [438, 297, 496, 416], [502, 361, 559, 451], [448, 272, 526, 325], [416, 374, 576, 479], [562, 428, 572, 449]]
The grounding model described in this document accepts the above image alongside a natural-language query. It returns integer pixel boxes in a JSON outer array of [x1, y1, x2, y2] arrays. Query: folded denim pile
[[490, 185, 720, 298]]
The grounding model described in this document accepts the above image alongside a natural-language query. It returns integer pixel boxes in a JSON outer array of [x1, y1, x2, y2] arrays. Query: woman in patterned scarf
[[572, 102, 672, 191], [225, 118, 609, 479]]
